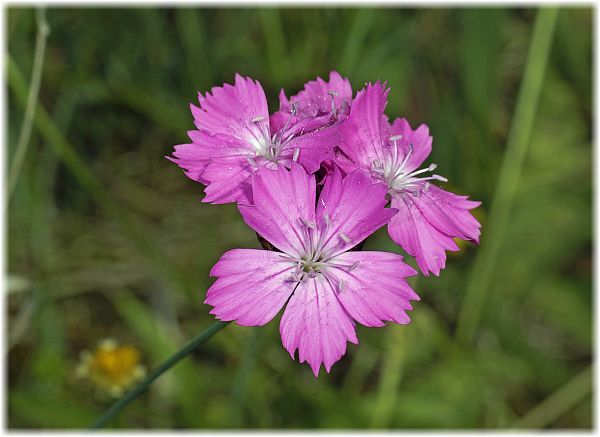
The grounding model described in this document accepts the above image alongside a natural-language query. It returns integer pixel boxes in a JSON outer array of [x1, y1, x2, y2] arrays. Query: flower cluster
[[168, 72, 481, 376]]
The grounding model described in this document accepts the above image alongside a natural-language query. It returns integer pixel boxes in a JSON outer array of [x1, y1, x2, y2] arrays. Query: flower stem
[[455, 7, 559, 344], [512, 365, 591, 429], [8, 7, 50, 200], [89, 321, 230, 429]]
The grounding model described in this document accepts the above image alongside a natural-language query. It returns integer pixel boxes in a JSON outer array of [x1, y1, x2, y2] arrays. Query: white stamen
[[293, 148, 300, 162], [389, 134, 403, 142], [323, 212, 332, 227], [339, 232, 351, 244], [251, 116, 264, 123], [300, 217, 316, 229], [327, 90, 338, 97], [396, 144, 413, 173], [428, 163, 437, 171], [245, 156, 258, 168]]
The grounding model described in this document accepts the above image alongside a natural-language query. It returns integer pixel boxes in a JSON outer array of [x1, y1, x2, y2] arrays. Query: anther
[[428, 163, 437, 171], [251, 116, 264, 123], [327, 91, 338, 114], [293, 148, 300, 162], [349, 261, 360, 271], [339, 232, 351, 244], [389, 135, 403, 142], [323, 212, 332, 227], [300, 217, 316, 229]]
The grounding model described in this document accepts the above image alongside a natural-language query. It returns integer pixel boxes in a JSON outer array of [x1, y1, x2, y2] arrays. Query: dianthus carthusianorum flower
[[168, 73, 350, 204], [205, 163, 419, 376], [337, 83, 481, 276], [271, 71, 352, 131]]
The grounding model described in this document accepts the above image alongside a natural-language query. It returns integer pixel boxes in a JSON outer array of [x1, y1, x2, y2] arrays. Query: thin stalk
[[338, 9, 376, 75], [8, 55, 190, 289], [90, 321, 229, 429], [455, 7, 559, 344], [258, 8, 289, 85], [512, 366, 592, 429], [370, 276, 419, 428], [8, 8, 50, 199], [369, 327, 406, 428], [7, 54, 107, 204]]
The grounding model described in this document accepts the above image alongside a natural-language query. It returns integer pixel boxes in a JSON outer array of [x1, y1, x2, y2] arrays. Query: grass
[[7, 7, 592, 429]]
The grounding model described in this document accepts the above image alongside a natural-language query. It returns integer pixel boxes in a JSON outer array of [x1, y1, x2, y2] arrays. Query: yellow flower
[[76, 339, 146, 397]]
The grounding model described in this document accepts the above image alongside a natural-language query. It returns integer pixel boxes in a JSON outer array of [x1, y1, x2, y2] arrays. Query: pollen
[[76, 339, 146, 397]]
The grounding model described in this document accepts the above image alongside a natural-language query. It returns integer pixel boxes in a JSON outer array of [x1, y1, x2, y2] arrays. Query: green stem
[[7, 54, 108, 204], [512, 366, 592, 429], [455, 7, 559, 344], [89, 321, 230, 429], [8, 8, 50, 200], [369, 327, 406, 428]]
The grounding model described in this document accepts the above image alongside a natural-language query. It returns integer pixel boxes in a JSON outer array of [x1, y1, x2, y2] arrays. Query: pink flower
[[168, 74, 347, 205], [205, 163, 419, 376], [270, 71, 353, 132], [338, 82, 482, 276]]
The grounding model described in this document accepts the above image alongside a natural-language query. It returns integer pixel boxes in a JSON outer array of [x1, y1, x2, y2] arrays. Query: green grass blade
[[455, 7, 559, 344]]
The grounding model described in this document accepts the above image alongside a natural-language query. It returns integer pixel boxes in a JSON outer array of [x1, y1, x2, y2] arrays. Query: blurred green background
[[7, 7, 592, 430]]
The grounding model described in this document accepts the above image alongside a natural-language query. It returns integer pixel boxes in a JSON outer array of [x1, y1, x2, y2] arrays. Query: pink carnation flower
[[337, 82, 482, 276], [168, 73, 350, 205], [270, 70, 353, 132], [205, 163, 419, 376]]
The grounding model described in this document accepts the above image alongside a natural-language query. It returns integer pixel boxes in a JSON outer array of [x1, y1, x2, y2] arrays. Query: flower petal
[[389, 118, 433, 174], [337, 82, 390, 173], [388, 194, 462, 276], [316, 167, 396, 257], [167, 130, 246, 185], [325, 251, 419, 327], [412, 185, 482, 243], [206, 249, 297, 326], [282, 125, 341, 174], [201, 156, 253, 204], [238, 163, 316, 257], [194, 74, 270, 143], [279, 275, 358, 377], [167, 141, 211, 185]]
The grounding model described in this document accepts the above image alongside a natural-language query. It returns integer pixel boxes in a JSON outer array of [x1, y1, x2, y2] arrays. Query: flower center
[[279, 213, 360, 285], [247, 108, 300, 165], [370, 135, 448, 197]]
